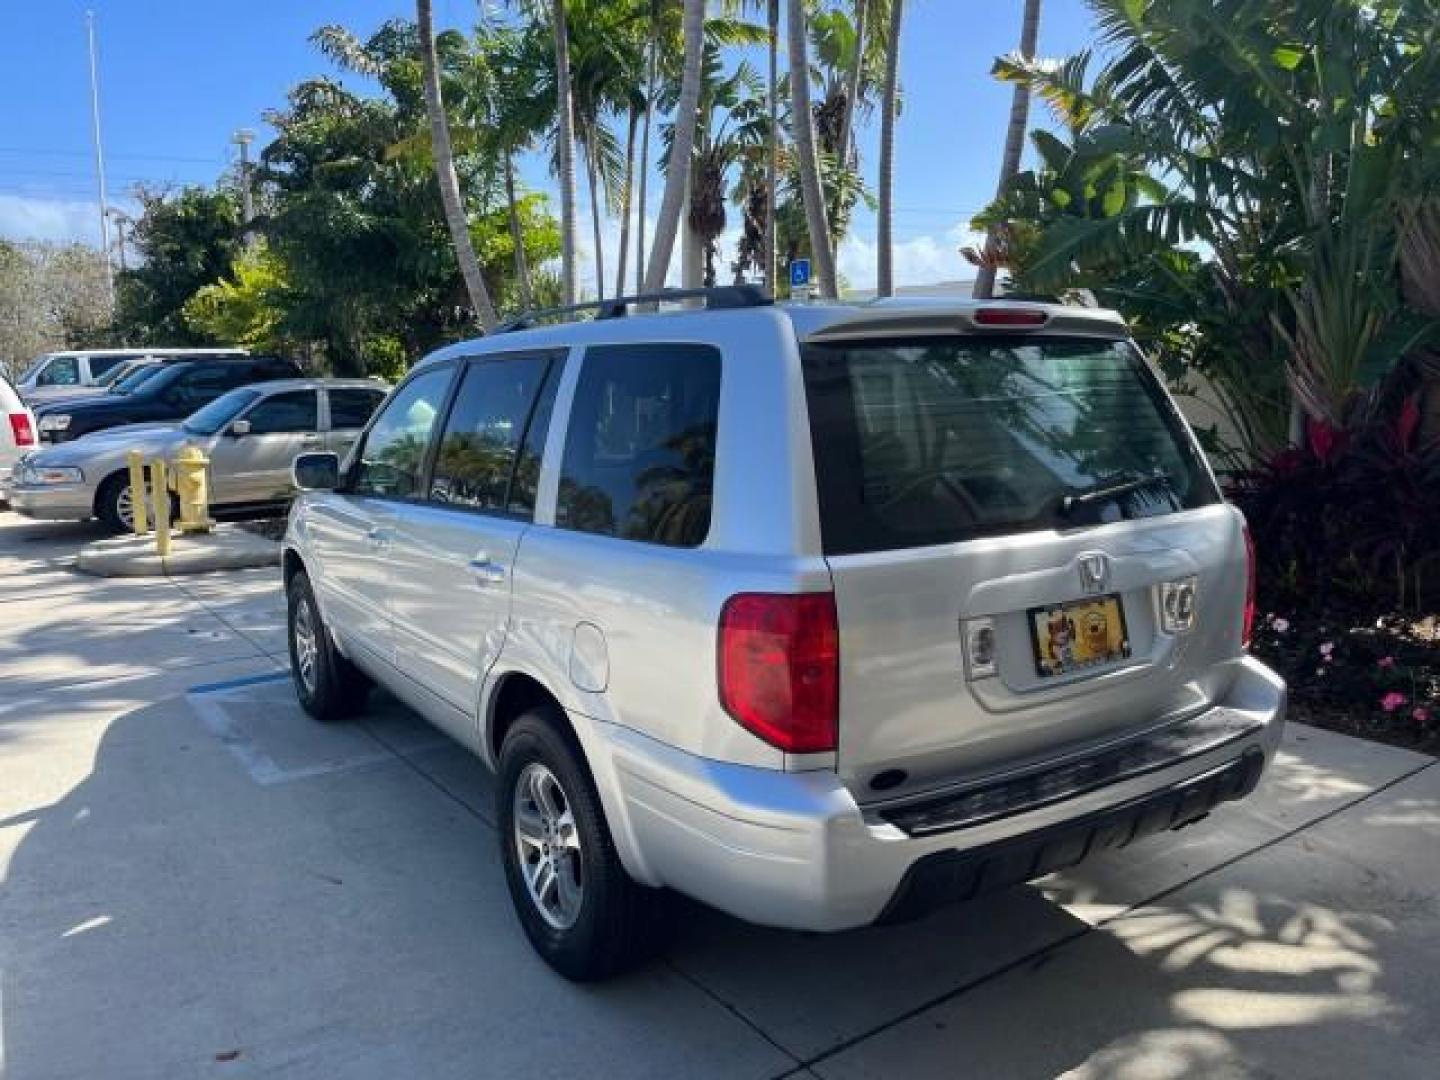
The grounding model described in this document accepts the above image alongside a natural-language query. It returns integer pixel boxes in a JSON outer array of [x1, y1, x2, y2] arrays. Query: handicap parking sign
[[789, 259, 811, 288]]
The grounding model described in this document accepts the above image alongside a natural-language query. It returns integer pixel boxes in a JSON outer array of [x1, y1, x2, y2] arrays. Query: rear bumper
[[7, 483, 94, 521], [599, 655, 1285, 931]]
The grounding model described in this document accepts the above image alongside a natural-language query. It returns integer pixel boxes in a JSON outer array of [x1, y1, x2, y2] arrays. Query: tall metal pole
[[86, 10, 114, 308]]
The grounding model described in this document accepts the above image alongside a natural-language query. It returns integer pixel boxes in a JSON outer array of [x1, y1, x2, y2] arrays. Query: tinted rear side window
[[329, 388, 386, 429], [802, 337, 1218, 555], [557, 344, 721, 548], [430, 355, 554, 516]]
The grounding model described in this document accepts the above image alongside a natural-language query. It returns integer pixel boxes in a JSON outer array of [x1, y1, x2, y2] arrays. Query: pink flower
[[1381, 692, 1408, 713], [1271, 617, 1290, 634], [1377, 656, 1396, 670], [1319, 642, 1335, 662], [1413, 707, 1432, 725]]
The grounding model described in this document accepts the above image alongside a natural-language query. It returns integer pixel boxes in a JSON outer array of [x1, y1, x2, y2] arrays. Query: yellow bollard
[[126, 449, 149, 535], [173, 446, 214, 534], [153, 458, 172, 558]]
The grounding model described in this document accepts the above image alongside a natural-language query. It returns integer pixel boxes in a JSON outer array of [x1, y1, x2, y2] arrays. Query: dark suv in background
[[34, 355, 303, 443]]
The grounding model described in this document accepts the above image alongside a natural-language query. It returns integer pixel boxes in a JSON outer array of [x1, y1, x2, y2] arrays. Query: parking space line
[[188, 670, 291, 695]]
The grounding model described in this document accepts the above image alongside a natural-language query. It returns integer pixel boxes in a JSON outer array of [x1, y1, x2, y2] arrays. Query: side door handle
[[467, 554, 507, 586]]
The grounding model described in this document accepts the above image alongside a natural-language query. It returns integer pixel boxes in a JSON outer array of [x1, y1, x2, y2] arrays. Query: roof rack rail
[[493, 284, 772, 334]]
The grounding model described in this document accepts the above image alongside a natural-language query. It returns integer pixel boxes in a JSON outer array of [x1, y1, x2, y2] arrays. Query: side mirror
[[292, 451, 340, 491], [229, 419, 252, 437]]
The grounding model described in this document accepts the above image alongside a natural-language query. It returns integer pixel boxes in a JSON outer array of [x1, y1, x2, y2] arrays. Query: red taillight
[[1242, 524, 1257, 649], [718, 593, 839, 754], [8, 413, 34, 447], [972, 307, 1048, 327]]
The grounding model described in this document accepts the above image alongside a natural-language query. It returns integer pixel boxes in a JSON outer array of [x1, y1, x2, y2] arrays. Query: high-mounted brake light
[[972, 307, 1049, 327], [1242, 524, 1257, 649], [8, 413, 34, 447], [718, 593, 839, 754]]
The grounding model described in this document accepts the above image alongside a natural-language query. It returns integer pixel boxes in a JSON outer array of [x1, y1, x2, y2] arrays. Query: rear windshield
[[801, 336, 1218, 555]]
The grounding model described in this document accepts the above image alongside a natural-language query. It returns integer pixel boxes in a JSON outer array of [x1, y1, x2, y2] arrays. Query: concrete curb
[[76, 524, 280, 578]]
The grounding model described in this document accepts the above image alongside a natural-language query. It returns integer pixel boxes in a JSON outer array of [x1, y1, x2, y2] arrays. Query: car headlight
[[24, 465, 84, 485], [38, 415, 72, 431]]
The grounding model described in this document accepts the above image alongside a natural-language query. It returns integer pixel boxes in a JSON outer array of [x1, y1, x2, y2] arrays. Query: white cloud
[[0, 195, 110, 245]]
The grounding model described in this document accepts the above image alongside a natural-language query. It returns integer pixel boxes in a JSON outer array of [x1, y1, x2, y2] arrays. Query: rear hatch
[[799, 315, 1247, 804]]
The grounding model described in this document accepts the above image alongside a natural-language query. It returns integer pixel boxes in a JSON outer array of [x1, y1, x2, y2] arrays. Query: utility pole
[[233, 129, 256, 232], [86, 10, 114, 309]]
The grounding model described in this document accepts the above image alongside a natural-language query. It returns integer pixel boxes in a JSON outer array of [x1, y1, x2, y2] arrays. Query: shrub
[[1231, 396, 1440, 620]]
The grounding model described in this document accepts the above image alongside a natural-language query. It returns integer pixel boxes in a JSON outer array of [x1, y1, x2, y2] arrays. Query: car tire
[[95, 471, 178, 534], [286, 570, 370, 723], [497, 711, 670, 981]]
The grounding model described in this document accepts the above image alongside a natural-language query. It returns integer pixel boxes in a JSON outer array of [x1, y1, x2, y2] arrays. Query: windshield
[[111, 364, 168, 395], [98, 361, 145, 388], [18, 354, 53, 383], [801, 336, 1219, 555], [183, 388, 260, 435]]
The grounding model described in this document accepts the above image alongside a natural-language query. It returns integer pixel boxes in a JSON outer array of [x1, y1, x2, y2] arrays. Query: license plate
[[1029, 594, 1131, 678]]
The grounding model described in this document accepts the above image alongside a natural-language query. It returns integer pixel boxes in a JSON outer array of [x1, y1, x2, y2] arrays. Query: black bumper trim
[[875, 748, 1265, 925], [876, 711, 1262, 837]]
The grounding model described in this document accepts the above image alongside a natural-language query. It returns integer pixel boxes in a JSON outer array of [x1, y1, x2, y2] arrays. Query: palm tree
[[416, 0, 499, 329], [834, 0, 869, 175], [765, 0, 780, 295], [551, 0, 580, 304], [973, 0, 1041, 300], [635, 0, 662, 294], [642, 0, 706, 294], [787, 0, 838, 298], [668, 54, 767, 285], [876, 0, 903, 297]]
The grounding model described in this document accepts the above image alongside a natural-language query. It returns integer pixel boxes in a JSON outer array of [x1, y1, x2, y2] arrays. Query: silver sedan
[[9, 378, 388, 531]]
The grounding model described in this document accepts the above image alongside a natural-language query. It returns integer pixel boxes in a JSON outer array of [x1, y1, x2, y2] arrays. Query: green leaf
[[1271, 44, 1306, 71]]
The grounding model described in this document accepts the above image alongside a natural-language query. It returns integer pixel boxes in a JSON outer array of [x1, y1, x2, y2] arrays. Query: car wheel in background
[[95, 471, 177, 534]]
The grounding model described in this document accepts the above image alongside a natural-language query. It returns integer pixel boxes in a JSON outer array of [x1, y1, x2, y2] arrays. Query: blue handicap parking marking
[[790, 258, 811, 288]]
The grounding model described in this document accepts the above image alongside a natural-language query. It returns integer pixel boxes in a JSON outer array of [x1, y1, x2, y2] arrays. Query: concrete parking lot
[[2, 512, 1437, 1080]]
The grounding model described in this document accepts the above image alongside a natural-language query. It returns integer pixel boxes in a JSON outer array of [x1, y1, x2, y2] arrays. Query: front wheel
[[95, 471, 177, 534], [286, 570, 370, 722], [497, 712, 669, 981]]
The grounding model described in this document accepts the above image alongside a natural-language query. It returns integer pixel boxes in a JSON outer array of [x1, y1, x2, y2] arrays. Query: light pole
[[86, 10, 115, 308]]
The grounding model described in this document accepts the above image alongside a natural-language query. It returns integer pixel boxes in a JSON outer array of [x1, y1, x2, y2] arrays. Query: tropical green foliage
[[972, 0, 1440, 461], [114, 187, 242, 346]]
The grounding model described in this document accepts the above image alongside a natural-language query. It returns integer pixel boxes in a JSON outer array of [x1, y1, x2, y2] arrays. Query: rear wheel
[[497, 711, 669, 980], [286, 570, 370, 722]]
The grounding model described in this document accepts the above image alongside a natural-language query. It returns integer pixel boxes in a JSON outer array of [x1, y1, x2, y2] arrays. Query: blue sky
[[0, 0, 1100, 291]]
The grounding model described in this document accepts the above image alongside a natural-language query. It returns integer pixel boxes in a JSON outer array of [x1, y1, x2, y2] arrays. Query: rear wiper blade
[[1060, 473, 1172, 516]]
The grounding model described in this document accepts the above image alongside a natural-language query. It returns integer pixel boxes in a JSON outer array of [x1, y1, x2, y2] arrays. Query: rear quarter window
[[802, 336, 1218, 555], [556, 343, 721, 548]]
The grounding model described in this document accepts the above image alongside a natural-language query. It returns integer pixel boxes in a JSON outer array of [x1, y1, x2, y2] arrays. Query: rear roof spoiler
[[799, 304, 1128, 344]]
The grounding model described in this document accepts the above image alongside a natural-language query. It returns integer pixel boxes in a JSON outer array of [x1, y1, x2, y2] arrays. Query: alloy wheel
[[512, 762, 584, 930]]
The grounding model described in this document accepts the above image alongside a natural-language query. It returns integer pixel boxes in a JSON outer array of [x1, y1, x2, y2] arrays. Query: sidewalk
[[1, 513, 1435, 1079]]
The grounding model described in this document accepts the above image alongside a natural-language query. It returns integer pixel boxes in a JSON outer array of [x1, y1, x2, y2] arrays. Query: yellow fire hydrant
[[172, 446, 215, 534]]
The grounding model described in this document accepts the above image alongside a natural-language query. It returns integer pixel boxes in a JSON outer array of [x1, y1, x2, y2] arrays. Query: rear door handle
[[467, 555, 507, 586]]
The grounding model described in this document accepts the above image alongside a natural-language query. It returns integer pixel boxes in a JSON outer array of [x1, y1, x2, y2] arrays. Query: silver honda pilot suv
[[282, 289, 1286, 980]]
